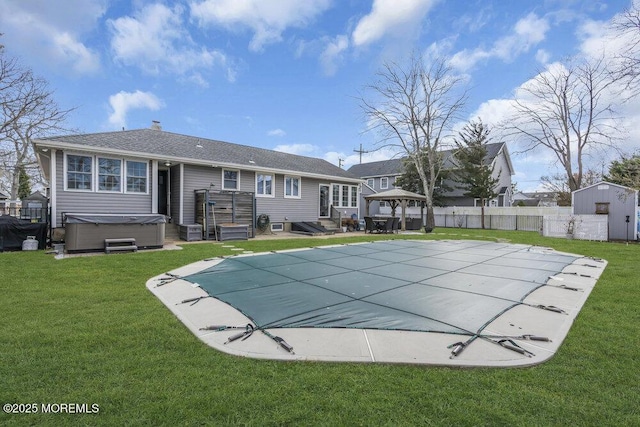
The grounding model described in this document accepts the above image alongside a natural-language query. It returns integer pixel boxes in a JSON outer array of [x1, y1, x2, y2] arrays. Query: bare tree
[[0, 41, 74, 201], [359, 55, 467, 229], [541, 169, 601, 206], [611, 0, 640, 98], [504, 57, 620, 192]]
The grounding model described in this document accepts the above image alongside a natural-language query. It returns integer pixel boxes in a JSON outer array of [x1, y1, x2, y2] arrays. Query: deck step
[[105, 238, 138, 254]]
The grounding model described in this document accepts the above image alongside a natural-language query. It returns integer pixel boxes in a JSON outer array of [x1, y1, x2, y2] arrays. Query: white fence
[[542, 215, 608, 241], [429, 207, 609, 241], [432, 207, 572, 232]]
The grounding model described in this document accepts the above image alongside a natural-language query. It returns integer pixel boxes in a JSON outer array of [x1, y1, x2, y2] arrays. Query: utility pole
[[338, 158, 345, 168], [353, 143, 369, 164]]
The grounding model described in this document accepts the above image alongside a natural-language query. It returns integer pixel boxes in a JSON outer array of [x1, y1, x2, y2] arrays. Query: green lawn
[[1, 230, 638, 426]]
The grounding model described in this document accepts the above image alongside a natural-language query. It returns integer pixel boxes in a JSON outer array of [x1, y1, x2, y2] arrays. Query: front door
[[319, 184, 330, 217]]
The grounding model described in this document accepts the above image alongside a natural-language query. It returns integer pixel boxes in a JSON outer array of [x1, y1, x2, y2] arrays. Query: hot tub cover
[[147, 240, 607, 366], [64, 213, 166, 224]]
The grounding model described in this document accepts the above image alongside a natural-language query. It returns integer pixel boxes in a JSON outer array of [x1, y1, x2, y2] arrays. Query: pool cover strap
[[156, 272, 182, 287], [178, 295, 211, 306], [216, 323, 295, 353]]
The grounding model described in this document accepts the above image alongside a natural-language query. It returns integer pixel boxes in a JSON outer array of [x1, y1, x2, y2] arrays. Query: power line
[[353, 143, 369, 164]]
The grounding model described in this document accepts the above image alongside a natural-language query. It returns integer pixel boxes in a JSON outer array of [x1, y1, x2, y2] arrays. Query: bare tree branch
[[502, 56, 621, 192], [611, 0, 640, 98], [0, 41, 75, 199], [359, 54, 467, 228]]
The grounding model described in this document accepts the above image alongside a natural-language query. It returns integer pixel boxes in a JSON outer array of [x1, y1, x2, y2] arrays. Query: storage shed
[[572, 181, 639, 241]]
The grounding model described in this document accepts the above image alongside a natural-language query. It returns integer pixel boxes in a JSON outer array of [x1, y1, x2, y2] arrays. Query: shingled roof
[[347, 143, 508, 178], [34, 128, 359, 181]]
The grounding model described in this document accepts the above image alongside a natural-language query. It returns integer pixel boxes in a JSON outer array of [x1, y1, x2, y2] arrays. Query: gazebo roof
[[364, 188, 427, 202]]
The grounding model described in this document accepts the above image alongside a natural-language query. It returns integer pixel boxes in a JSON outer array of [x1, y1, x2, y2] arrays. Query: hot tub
[[64, 213, 166, 252]]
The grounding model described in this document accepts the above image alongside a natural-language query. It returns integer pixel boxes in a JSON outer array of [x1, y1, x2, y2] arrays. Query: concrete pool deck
[[146, 239, 606, 367]]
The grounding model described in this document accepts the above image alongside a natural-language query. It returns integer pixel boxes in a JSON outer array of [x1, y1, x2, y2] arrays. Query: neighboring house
[[33, 125, 361, 235], [348, 142, 514, 216], [512, 191, 559, 207], [572, 181, 639, 241]]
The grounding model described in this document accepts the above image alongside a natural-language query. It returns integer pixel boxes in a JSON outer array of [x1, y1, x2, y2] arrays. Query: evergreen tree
[[604, 155, 640, 189], [17, 165, 31, 200], [453, 120, 499, 228]]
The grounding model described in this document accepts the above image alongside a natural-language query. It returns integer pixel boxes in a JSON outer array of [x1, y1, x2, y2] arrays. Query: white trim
[[179, 163, 184, 224], [255, 171, 275, 198], [63, 152, 150, 195], [50, 149, 57, 228], [124, 160, 149, 194], [151, 160, 158, 214], [36, 140, 362, 184], [284, 175, 301, 199], [96, 156, 123, 193], [574, 180, 637, 194], [64, 152, 93, 192], [319, 183, 330, 218], [380, 177, 389, 189], [222, 168, 240, 191]]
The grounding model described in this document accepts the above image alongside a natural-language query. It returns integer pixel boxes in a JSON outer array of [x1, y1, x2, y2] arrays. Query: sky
[[1, 0, 637, 191]]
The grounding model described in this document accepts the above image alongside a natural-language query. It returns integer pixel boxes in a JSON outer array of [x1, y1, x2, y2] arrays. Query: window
[[595, 203, 609, 214], [223, 169, 239, 190], [66, 154, 93, 190], [126, 161, 148, 193], [380, 177, 389, 189], [285, 176, 301, 198], [367, 178, 374, 188], [330, 184, 359, 208], [65, 154, 148, 193], [256, 173, 274, 196], [98, 158, 121, 192]]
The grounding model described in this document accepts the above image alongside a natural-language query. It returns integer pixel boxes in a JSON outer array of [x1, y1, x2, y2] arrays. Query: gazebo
[[364, 188, 427, 231]]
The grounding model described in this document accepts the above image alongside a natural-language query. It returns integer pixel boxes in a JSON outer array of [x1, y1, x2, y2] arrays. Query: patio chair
[[364, 217, 380, 234], [382, 217, 394, 233], [392, 217, 400, 234]]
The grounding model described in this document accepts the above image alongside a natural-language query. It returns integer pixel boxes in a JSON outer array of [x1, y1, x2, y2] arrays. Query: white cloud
[[0, 0, 103, 74], [268, 129, 286, 137], [190, 0, 332, 52], [449, 13, 550, 72], [273, 143, 318, 156], [535, 49, 551, 64], [108, 90, 165, 129], [320, 35, 350, 76], [352, 0, 438, 47], [109, 3, 230, 79]]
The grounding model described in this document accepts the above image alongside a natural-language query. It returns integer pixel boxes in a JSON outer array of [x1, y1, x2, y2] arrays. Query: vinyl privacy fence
[[431, 207, 608, 240]]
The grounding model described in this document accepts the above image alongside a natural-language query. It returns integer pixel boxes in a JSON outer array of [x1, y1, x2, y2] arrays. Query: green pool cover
[[182, 240, 579, 336]]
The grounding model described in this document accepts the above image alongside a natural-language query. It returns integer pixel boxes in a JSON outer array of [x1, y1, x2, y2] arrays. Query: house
[[512, 191, 559, 207], [348, 142, 514, 217], [572, 181, 638, 241], [32, 124, 362, 239]]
